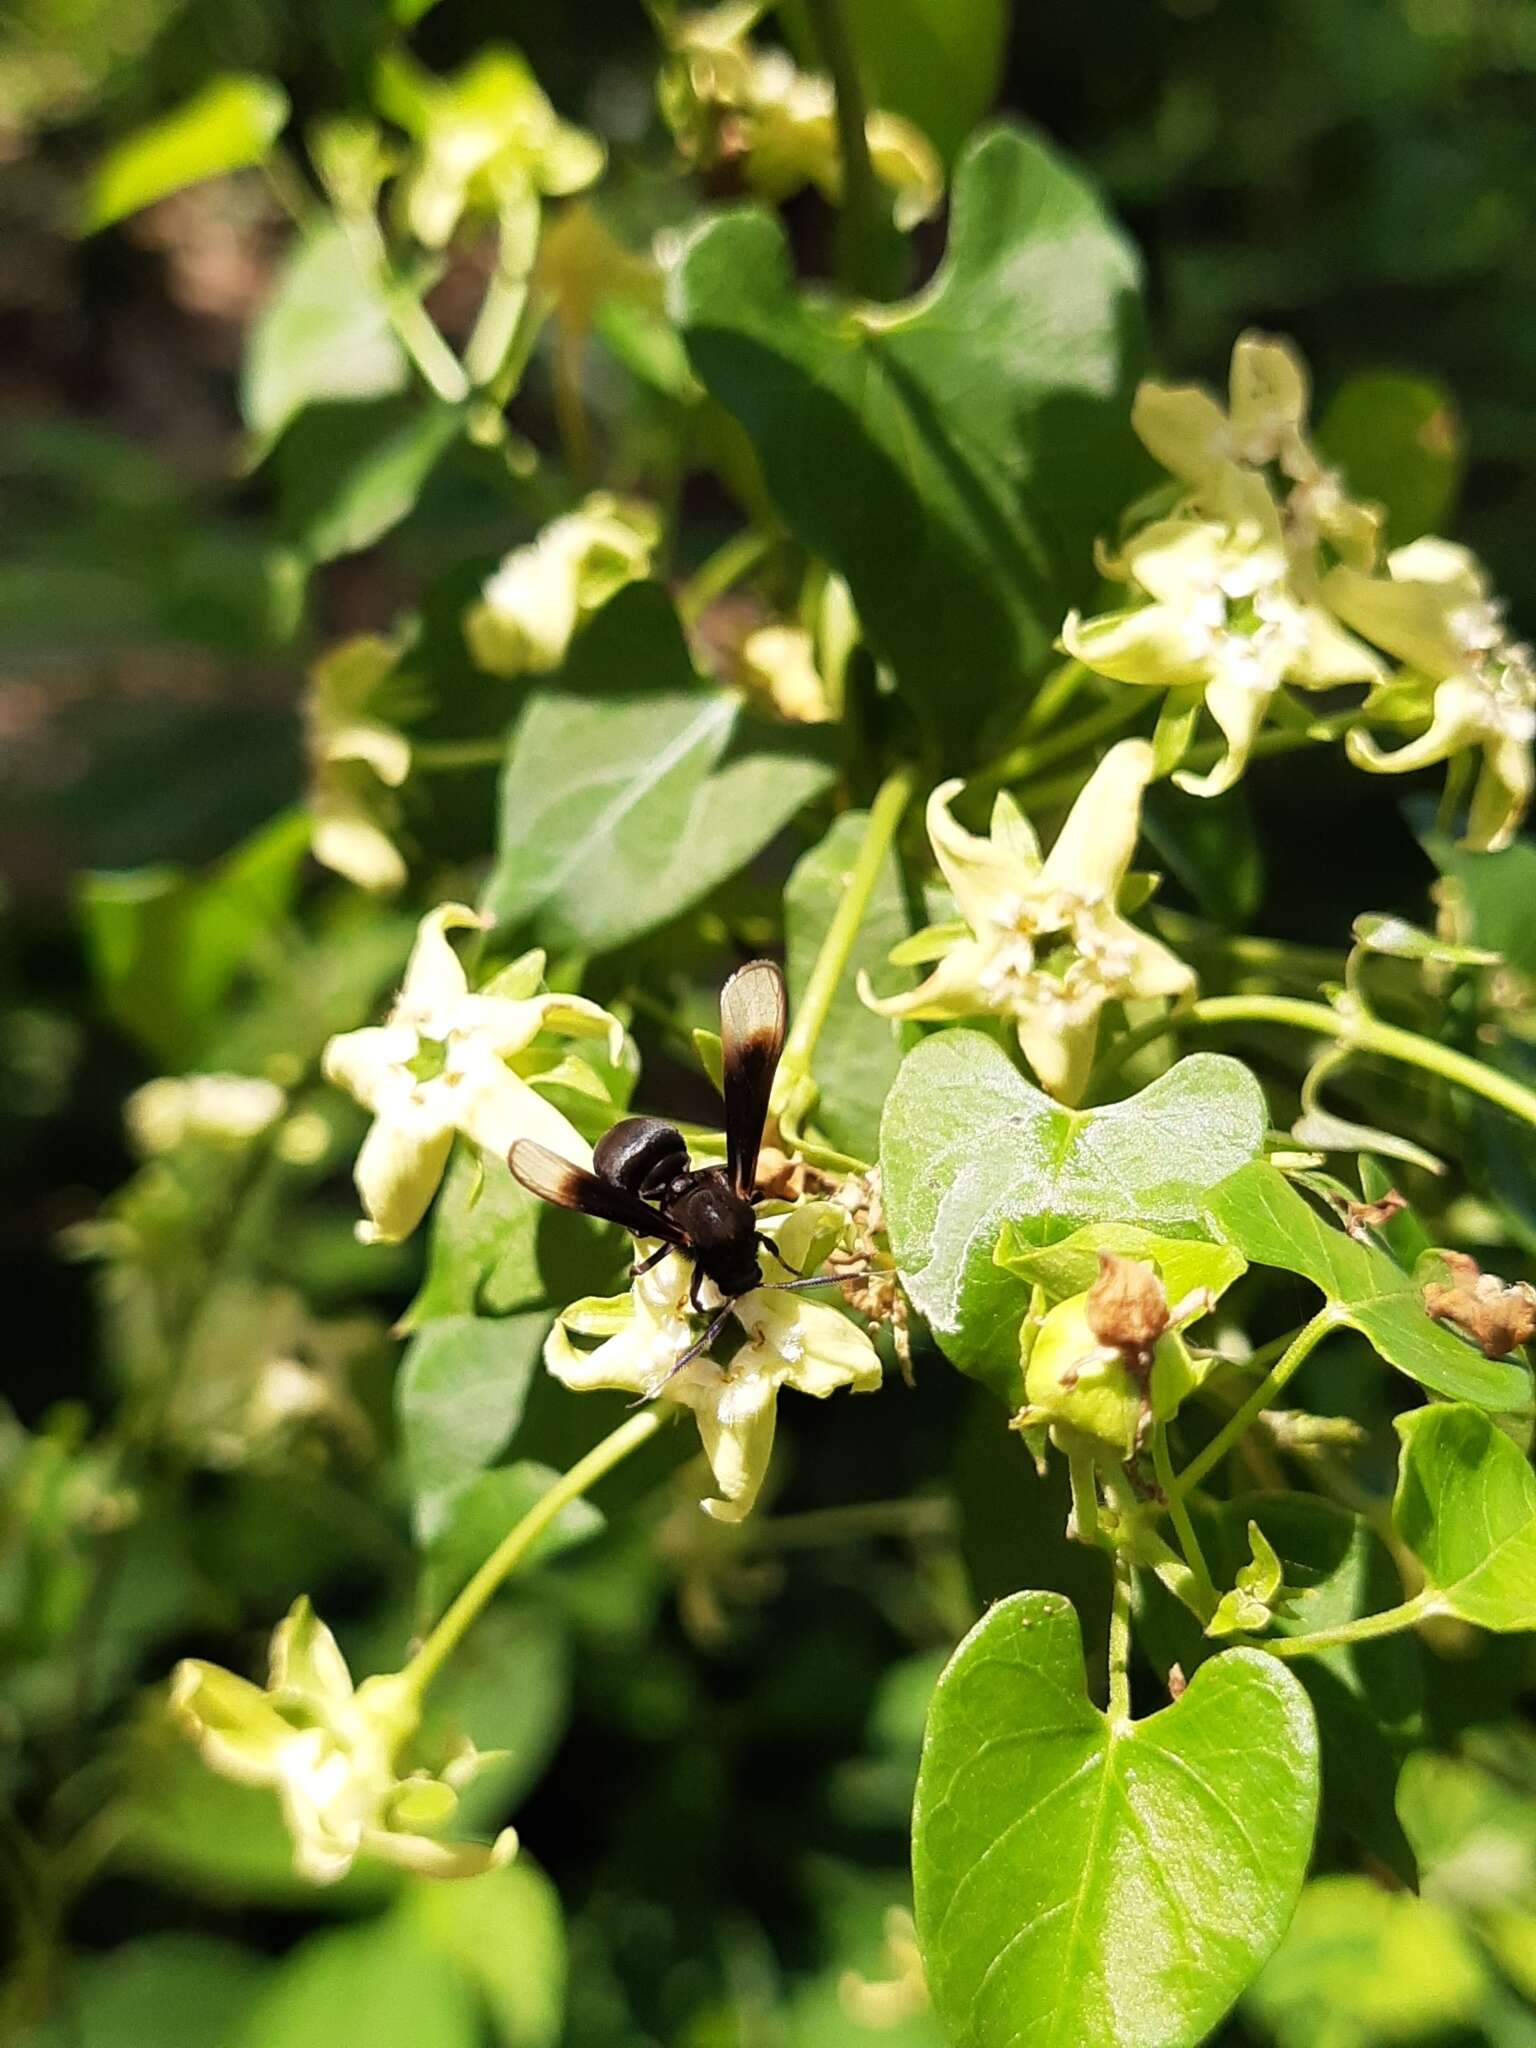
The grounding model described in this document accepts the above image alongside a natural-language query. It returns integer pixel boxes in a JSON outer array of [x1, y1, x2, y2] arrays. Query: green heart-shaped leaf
[[1394, 1403, 1536, 1630], [880, 1033, 1266, 1395], [1206, 1162, 1533, 1412], [913, 1590, 1318, 2048], [675, 127, 1143, 763]]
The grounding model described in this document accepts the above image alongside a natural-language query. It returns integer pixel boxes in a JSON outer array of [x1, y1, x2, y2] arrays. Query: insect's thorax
[[666, 1168, 762, 1297]]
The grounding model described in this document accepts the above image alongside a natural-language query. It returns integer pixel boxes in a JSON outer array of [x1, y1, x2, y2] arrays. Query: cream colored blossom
[[1062, 478, 1385, 796], [661, 4, 940, 230], [859, 744, 1194, 1104], [323, 905, 625, 1243], [390, 47, 604, 251], [1326, 538, 1536, 851], [739, 624, 830, 722], [171, 1599, 515, 1884], [125, 1073, 285, 1157], [306, 635, 413, 894], [546, 1203, 881, 1523], [465, 494, 661, 678], [1132, 330, 1381, 568]]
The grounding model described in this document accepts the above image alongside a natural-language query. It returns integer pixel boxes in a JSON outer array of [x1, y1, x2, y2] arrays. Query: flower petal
[[1345, 673, 1486, 777], [170, 1660, 295, 1785], [1467, 732, 1533, 852], [1174, 670, 1274, 798], [1324, 556, 1480, 679], [398, 904, 484, 1012], [362, 1822, 520, 1880], [321, 1026, 415, 1114], [352, 1107, 455, 1245], [857, 939, 997, 1024], [269, 1596, 355, 1709], [1039, 740, 1155, 900], [923, 779, 1040, 934], [1131, 381, 1230, 487], [1016, 1000, 1104, 1107], [449, 1050, 594, 1168], [1060, 600, 1209, 688], [673, 1360, 781, 1524], [1228, 333, 1309, 463]]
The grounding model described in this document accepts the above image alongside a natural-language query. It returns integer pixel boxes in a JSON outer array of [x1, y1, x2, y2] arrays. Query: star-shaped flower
[[1131, 330, 1382, 568], [1062, 479, 1386, 796], [546, 1203, 882, 1523], [858, 743, 1195, 1103], [171, 1598, 516, 1884], [464, 494, 660, 679], [1325, 537, 1536, 851], [323, 904, 625, 1243]]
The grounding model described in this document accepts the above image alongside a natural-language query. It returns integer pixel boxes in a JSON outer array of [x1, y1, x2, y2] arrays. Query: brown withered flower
[[1422, 1250, 1536, 1360]]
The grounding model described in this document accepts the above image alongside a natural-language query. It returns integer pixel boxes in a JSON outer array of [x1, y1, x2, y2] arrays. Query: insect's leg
[[632, 1299, 736, 1405], [630, 1243, 671, 1279], [755, 1230, 802, 1278], [689, 1263, 709, 1316]]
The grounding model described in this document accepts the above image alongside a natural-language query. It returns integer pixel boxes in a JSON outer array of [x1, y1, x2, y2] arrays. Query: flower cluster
[[465, 494, 661, 679], [547, 1201, 883, 1522], [859, 741, 1193, 1102], [659, 2, 940, 231], [1063, 333, 1534, 843], [323, 903, 626, 1243], [172, 1599, 515, 1883]]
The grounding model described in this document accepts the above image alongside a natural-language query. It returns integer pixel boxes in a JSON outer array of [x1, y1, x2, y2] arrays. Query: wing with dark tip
[[509, 1141, 689, 1246], [719, 959, 787, 1199]]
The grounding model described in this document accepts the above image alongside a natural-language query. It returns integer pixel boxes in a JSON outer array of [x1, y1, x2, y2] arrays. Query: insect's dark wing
[[509, 1141, 689, 1247], [719, 959, 787, 1198]]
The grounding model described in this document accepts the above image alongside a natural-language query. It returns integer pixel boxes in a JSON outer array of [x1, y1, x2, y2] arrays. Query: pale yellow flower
[[1326, 538, 1536, 851], [1062, 479, 1386, 797], [465, 494, 661, 678], [125, 1073, 286, 1157], [306, 635, 413, 894], [172, 1599, 515, 1884], [546, 1204, 881, 1523], [859, 744, 1194, 1104], [323, 905, 625, 1243]]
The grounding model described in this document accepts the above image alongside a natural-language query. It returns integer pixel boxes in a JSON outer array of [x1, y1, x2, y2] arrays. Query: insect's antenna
[[762, 1269, 878, 1293], [631, 1299, 736, 1406]]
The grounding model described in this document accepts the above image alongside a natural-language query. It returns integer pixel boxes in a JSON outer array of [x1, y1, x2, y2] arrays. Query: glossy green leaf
[[1135, 1495, 1421, 1883], [275, 397, 463, 564], [1206, 1162, 1533, 1412], [912, 1590, 1318, 2048], [785, 808, 914, 1159], [780, 0, 1009, 164], [398, 1314, 548, 1540], [1243, 1875, 1483, 2048], [880, 1033, 1265, 1395], [407, 1858, 566, 2048], [675, 127, 1143, 764], [1394, 1403, 1536, 1630], [242, 224, 407, 443], [484, 588, 835, 951], [994, 1222, 1246, 1306], [424, 1461, 603, 1614], [234, 1914, 478, 2048], [78, 810, 310, 1064], [20, 1935, 270, 2048], [83, 75, 289, 230], [1422, 830, 1536, 981], [1317, 371, 1462, 547]]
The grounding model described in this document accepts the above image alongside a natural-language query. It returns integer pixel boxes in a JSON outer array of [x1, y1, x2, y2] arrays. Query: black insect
[[510, 960, 849, 1388]]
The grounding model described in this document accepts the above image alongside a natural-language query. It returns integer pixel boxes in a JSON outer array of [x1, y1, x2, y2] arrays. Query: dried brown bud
[[1342, 1189, 1407, 1242], [1168, 1664, 1188, 1701], [1084, 1254, 1169, 1378], [1423, 1253, 1536, 1360]]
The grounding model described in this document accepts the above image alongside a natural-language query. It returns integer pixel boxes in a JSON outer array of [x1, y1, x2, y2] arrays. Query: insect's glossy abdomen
[[594, 1116, 691, 1201]]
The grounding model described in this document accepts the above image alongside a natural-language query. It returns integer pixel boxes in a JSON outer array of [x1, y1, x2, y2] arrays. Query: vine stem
[[402, 1408, 665, 1696], [1186, 994, 1536, 1133], [773, 766, 915, 1126], [977, 691, 1147, 796], [412, 736, 510, 773], [803, 0, 888, 295], [678, 528, 775, 627], [1014, 709, 1354, 816], [1107, 1550, 1134, 1726], [1172, 1310, 1341, 1500], [1151, 1425, 1217, 1613], [1259, 1590, 1435, 1659]]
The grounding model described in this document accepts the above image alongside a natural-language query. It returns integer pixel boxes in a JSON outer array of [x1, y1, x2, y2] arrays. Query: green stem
[[745, 1497, 953, 1550], [677, 528, 775, 627], [1107, 1550, 1134, 1725], [979, 691, 1148, 796], [1066, 1445, 1100, 1547], [411, 736, 510, 772], [338, 213, 469, 406], [1259, 1590, 1435, 1659], [1015, 709, 1353, 817], [1172, 1310, 1340, 1499], [773, 767, 915, 1127], [403, 1408, 665, 1695], [1152, 1425, 1217, 1613], [1188, 994, 1536, 1133], [804, 0, 889, 295]]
